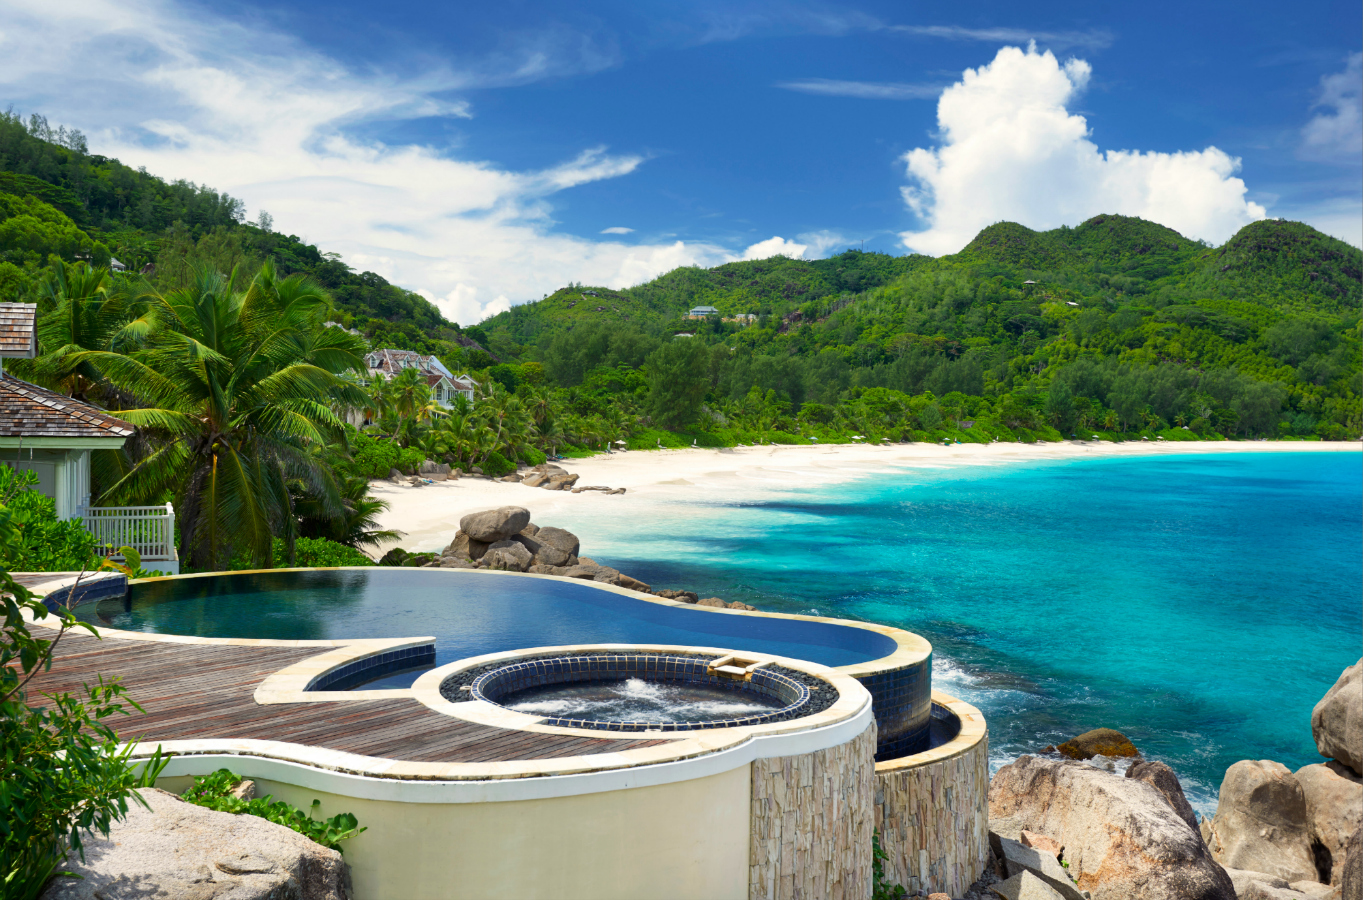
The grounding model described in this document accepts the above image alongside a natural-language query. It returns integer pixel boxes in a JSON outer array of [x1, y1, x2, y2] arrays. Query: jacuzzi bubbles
[[502, 676, 784, 724]]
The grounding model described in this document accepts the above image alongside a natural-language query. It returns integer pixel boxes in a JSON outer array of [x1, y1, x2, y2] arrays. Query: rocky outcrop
[[989, 869, 1067, 899], [39, 788, 348, 900], [1313, 661, 1362, 777], [481, 539, 533, 571], [1295, 762, 1363, 885], [989, 755, 1234, 900], [1051, 728, 1140, 761], [1341, 827, 1362, 900], [459, 506, 531, 542], [534, 526, 581, 559], [1204, 760, 1317, 883], [1127, 759, 1200, 835]]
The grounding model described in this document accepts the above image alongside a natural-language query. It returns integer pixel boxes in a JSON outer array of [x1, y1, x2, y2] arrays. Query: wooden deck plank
[[26, 632, 672, 764]]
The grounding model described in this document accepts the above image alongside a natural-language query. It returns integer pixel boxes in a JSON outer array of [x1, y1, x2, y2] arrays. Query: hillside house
[[687, 306, 719, 319], [356, 350, 477, 426], [1, 303, 178, 572]]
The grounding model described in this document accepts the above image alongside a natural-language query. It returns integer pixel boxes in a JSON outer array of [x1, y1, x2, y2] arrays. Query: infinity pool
[[76, 569, 899, 689]]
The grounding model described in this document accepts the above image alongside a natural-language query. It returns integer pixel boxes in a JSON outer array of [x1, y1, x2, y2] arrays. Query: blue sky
[[0, 0, 1358, 323]]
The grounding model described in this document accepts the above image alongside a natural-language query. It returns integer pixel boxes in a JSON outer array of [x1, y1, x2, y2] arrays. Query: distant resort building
[[686, 305, 719, 319], [361, 349, 477, 411]]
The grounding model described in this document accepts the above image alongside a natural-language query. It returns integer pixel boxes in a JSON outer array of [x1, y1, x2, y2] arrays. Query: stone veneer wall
[[873, 717, 989, 896], [749, 723, 877, 900]]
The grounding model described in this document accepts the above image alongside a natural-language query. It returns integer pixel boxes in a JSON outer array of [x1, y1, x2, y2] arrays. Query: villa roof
[[0, 375, 136, 440], [0, 302, 38, 358]]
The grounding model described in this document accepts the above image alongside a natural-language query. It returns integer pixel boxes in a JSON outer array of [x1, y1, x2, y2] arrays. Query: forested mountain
[[478, 213, 1361, 440], [0, 111, 483, 369], [1, 109, 1359, 443]]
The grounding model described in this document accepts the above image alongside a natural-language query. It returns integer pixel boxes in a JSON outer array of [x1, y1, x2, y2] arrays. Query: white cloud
[[899, 44, 1268, 255], [797, 230, 854, 256], [1301, 53, 1362, 162], [777, 79, 940, 100], [742, 236, 808, 260], [0, 0, 740, 325], [600, 226, 634, 234], [889, 25, 1113, 52]]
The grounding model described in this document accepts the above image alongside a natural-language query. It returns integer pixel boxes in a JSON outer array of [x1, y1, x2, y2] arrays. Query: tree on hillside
[[646, 339, 712, 429], [75, 261, 368, 570]]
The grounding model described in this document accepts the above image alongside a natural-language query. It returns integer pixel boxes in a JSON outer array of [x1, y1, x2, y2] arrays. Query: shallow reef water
[[580, 451, 1362, 814]]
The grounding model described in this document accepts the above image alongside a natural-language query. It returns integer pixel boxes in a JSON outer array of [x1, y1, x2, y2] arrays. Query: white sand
[[370, 439, 1360, 557]]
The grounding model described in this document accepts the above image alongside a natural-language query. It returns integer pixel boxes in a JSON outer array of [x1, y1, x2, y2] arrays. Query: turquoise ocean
[[576, 451, 1361, 814]]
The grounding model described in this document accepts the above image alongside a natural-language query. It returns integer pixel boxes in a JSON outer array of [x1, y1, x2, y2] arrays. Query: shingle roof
[[0, 303, 37, 358], [0, 375, 135, 440]]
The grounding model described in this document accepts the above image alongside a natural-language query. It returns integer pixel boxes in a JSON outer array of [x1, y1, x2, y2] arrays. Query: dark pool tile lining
[[307, 645, 437, 691]]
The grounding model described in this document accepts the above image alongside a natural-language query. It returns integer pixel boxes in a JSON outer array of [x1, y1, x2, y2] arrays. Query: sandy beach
[[370, 439, 1361, 557]]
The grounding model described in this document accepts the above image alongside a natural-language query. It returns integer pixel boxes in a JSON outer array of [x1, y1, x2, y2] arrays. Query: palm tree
[[297, 471, 401, 550], [386, 367, 432, 446], [75, 262, 369, 570], [27, 264, 156, 400]]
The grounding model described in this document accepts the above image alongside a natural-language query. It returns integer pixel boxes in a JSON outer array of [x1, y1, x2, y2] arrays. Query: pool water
[[78, 569, 898, 688], [500, 677, 784, 723]]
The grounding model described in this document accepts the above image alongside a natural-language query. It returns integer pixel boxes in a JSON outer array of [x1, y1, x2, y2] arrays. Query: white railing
[[79, 503, 178, 563]]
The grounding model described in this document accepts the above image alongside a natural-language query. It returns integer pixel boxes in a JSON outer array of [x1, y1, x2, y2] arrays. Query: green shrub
[[344, 432, 427, 478], [480, 451, 515, 477], [0, 467, 98, 572], [1, 568, 160, 900], [180, 769, 364, 853], [272, 537, 374, 568], [518, 446, 547, 467]]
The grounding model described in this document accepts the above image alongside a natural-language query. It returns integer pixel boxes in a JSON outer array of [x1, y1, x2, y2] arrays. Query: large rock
[[990, 870, 1066, 899], [1205, 760, 1317, 883], [1127, 759, 1201, 835], [1341, 827, 1362, 900], [1054, 728, 1140, 760], [989, 756, 1235, 900], [443, 530, 489, 561], [534, 527, 581, 558], [481, 540, 533, 572], [1313, 661, 1362, 777], [39, 788, 347, 900], [511, 533, 572, 567], [1296, 763, 1363, 885], [991, 835, 1084, 899], [458, 506, 531, 542]]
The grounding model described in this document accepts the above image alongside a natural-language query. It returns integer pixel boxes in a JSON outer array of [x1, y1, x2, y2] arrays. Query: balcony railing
[[79, 503, 178, 566]]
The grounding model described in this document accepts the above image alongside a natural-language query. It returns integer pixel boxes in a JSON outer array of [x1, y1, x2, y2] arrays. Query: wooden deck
[[27, 631, 673, 763]]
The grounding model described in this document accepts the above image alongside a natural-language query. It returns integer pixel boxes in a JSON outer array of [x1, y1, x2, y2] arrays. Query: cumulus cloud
[[600, 226, 634, 234], [742, 236, 808, 260], [777, 79, 940, 100], [1301, 53, 1362, 162], [898, 45, 1268, 255], [0, 0, 742, 324]]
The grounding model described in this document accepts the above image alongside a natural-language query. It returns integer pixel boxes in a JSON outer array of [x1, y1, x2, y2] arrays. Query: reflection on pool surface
[[76, 569, 898, 688]]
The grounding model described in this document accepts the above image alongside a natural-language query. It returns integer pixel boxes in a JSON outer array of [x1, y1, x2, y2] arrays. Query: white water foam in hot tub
[[504, 676, 781, 724]]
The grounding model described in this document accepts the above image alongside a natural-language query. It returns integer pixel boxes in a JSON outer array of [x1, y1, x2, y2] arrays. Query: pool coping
[[23, 567, 935, 783], [874, 690, 986, 772]]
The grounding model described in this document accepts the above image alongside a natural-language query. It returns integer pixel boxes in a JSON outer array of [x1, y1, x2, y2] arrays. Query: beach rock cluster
[[987, 754, 1235, 900], [426, 506, 756, 609], [39, 788, 349, 900], [1202, 659, 1363, 899], [386, 460, 457, 486], [498, 463, 627, 494]]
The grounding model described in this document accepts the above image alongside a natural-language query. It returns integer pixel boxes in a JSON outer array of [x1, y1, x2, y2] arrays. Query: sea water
[[577, 451, 1361, 814]]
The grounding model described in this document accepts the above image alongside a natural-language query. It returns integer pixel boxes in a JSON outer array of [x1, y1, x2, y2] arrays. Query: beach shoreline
[[370, 439, 1361, 556]]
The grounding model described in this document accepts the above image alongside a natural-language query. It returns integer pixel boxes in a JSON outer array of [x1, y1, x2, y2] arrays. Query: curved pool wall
[[84, 568, 934, 758]]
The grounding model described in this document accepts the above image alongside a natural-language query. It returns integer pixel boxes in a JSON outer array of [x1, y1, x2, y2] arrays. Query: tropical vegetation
[[1, 110, 1360, 574]]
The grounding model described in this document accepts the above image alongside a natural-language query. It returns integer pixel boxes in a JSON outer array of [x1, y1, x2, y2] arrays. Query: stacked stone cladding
[[873, 724, 990, 896], [749, 723, 877, 900]]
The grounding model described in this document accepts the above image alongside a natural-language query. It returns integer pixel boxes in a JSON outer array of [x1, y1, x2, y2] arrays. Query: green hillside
[[0, 111, 486, 370], [1, 108, 1359, 444], [478, 213, 1360, 440]]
